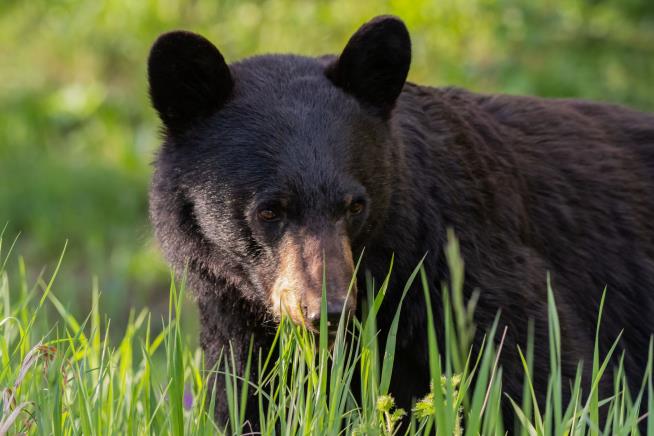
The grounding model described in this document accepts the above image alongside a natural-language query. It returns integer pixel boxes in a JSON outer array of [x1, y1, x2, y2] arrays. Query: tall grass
[[0, 230, 652, 435]]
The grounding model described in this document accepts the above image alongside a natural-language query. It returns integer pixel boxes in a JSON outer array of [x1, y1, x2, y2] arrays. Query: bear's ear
[[148, 31, 233, 133], [326, 15, 411, 118]]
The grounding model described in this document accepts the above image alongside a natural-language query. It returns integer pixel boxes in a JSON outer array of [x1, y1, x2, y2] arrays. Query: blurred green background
[[1, 0, 653, 338]]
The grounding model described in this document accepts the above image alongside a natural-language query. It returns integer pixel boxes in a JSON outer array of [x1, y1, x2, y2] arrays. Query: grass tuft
[[0, 232, 651, 434]]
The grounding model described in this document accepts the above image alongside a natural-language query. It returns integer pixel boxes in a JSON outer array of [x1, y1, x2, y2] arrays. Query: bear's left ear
[[326, 15, 411, 118], [148, 30, 233, 133]]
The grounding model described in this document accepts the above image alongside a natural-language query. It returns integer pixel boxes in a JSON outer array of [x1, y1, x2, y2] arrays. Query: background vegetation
[[1, 0, 653, 339]]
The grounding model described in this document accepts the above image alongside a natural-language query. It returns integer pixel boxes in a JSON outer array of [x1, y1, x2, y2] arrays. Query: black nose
[[306, 302, 348, 331]]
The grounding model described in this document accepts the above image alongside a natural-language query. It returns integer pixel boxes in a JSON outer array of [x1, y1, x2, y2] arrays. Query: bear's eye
[[258, 209, 280, 222], [348, 200, 365, 216]]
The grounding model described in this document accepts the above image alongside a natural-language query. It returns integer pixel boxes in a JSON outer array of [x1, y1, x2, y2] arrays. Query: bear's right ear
[[148, 31, 233, 133], [326, 16, 411, 118]]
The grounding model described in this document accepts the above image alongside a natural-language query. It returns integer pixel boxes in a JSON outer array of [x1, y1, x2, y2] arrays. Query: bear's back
[[394, 84, 654, 387]]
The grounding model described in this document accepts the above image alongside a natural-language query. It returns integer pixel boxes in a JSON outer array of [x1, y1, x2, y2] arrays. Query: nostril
[[327, 310, 342, 329], [304, 299, 353, 330], [305, 308, 343, 330], [306, 309, 320, 325], [326, 300, 351, 329], [306, 310, 342, 331]]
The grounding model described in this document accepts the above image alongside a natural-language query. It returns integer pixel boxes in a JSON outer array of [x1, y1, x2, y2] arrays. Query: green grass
[[3, 2, 653, 433], [1, 231, 652, 435]]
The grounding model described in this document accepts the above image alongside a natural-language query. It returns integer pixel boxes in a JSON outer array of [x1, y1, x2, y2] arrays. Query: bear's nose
[[306, 300, 350, 331]]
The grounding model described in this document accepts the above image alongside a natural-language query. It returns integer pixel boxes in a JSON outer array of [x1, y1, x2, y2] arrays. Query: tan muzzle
[[270, 228, 357, 331]]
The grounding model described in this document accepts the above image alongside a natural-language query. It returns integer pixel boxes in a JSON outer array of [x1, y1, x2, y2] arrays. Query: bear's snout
[[303, 293, 355, 333], [269, 226, 357, 331]]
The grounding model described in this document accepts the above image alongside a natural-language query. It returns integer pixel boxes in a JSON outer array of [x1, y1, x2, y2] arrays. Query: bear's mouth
[[271, 287, 351, 339]]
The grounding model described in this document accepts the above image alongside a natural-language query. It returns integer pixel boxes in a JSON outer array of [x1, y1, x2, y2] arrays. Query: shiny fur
[[148, 15, 654, 429]]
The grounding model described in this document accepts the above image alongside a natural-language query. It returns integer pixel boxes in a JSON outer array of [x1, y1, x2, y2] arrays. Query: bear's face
[[148, 16, 411, 332]]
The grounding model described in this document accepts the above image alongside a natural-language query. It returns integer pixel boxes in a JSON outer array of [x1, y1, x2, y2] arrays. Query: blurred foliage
[[1, 0, 653, 331]]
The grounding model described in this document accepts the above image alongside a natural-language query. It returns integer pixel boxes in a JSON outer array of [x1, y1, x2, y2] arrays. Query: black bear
[[147, 15, 654, 428]]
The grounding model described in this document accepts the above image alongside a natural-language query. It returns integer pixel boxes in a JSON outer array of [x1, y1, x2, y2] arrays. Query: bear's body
[[148, 16, 654, 428]]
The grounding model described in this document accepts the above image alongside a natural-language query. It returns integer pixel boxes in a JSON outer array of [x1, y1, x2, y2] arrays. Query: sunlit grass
[[1, 230, 652, 434]]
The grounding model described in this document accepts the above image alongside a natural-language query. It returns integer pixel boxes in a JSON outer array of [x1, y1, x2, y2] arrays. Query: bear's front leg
[[197, 290, 274, 432]]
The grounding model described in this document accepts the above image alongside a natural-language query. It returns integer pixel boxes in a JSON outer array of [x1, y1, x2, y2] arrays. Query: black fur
[[148, 15, 654, 429], [327, 15, 411, 117], [148, 30, 233, 133]]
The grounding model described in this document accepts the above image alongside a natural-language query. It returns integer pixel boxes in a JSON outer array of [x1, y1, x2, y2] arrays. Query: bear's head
[[148, 16, 411, 332]]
